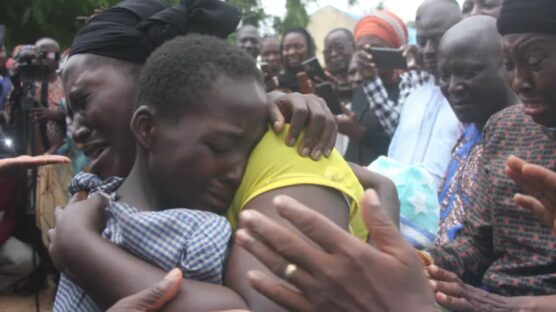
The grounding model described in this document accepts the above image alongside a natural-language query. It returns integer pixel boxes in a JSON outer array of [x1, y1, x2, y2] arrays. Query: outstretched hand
[[428, 265, 512, 312], [236, 190, 434, 312], [0, 155, 70, 178], [506, 155, 556, 235]]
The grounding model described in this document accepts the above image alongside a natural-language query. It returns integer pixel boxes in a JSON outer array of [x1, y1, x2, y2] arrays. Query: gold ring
[[283, 263, 297, 280]]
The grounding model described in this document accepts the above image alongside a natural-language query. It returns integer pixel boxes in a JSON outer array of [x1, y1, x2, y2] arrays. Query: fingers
[[514, 193, 554, 232], [107, 268, 183, 312], [297, 96, 327, 159], [435, 292, 473, 312], [247, 270, 313, 312], [141, 268, 183, 311], [268, 96, 286, 134], [506, 155, 526, 173], [0, 155, 70, 171], [514, 193, 545, 216], [521, 163, 556, 192], [273, 195, 355, 252], [429, 280, 465, 298], [236, 229, 315, 289], [238, 210, 323, 274], [360, 190, 407, 255], [308, 99, 336, 160], [427, 265, 462, 283], [284, 93, 310, 148]]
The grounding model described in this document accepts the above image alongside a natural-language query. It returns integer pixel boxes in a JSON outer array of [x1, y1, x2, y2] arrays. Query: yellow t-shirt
[[227, 125, 368, 240]]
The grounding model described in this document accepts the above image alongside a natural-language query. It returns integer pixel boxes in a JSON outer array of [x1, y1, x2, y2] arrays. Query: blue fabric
[[368, 156, 440, 249], [54, 172, 232, 312], [438, 124, 482, 221]]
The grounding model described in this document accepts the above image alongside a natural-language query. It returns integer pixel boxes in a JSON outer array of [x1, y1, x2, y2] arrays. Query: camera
[[13, 45, 60, 82]]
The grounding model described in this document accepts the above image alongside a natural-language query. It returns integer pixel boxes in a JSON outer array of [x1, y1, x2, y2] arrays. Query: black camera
[[14, 45, 60, 82]]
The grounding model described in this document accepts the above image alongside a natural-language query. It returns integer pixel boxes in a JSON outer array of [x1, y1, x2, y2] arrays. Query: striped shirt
[[54, 172, 232, 311]]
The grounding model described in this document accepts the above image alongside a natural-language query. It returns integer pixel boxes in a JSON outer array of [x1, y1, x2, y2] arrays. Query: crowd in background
[[1, 0, 556, 311]]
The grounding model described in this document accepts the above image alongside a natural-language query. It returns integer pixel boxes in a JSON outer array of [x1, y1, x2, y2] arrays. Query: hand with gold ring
[[235, 190, 435, 312]]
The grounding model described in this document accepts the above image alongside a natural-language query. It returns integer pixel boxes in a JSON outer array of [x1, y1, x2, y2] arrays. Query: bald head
[[438, 16, 513, 126], [440, 15, 501, 60], [35, 37, 60, 53], [416, 0, 462, 75], [237, 25, 261, 59]]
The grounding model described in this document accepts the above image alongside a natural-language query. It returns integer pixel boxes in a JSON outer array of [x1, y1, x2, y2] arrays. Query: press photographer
[[9, 38, 66, 156]]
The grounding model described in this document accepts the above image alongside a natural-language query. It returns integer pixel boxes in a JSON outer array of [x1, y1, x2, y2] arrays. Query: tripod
[[8, 72, 51, 312]]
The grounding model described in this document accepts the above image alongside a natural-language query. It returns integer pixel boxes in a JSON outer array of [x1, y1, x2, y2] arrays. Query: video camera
[[13, 45, 60, 82]]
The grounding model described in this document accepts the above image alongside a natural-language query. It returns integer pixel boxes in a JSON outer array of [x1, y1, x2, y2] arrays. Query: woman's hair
[[69, 0, 241, 65], [137, 34, 262, 119], [280, 27, 316, 57]]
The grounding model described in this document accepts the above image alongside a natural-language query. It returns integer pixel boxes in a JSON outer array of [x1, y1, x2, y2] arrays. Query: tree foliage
[[273, 0, 310, 34], [0, 0, 119, 50], [226, 0, 267, 27]]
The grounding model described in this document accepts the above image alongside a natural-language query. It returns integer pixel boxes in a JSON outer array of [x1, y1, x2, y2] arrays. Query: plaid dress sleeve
[[54, 173, 232, 312]]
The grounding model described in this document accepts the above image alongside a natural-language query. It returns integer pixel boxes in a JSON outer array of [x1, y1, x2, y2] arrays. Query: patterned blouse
[[430, 104, 556, 296]]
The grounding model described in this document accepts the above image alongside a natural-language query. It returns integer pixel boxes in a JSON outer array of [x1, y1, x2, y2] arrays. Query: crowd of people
[[0, 0, 555, 311]]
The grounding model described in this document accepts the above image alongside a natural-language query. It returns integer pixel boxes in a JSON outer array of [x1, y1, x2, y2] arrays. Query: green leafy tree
[[226, 0, 267, 27], [0, 0, 120, 50], [273, 0, 310, 34]]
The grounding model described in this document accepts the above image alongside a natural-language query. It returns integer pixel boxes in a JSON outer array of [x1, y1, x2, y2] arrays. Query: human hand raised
[[506, 155, 556, 235], [355, 45, 378, 81], [236, 190, 434, 312], [267, 91, 337, 160], [334, 103, 365, 140]]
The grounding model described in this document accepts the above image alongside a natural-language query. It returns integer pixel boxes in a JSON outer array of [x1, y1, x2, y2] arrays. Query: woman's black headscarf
[[70, 0, 241, 64], [498, 0, 556, 36]]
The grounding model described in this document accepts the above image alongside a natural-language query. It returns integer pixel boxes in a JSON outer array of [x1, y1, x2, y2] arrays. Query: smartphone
[[260, 62, 277, 91], [315, 82, 342, 115], [366, 47, 408, 70], [302, 56, 327, 81], [260, 62, 273, 80]]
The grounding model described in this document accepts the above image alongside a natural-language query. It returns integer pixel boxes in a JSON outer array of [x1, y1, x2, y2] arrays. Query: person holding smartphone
[[336, 10, 411, 166]]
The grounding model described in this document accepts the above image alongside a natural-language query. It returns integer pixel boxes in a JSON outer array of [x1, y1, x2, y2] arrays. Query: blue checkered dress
[[54, 173, 232, 312]]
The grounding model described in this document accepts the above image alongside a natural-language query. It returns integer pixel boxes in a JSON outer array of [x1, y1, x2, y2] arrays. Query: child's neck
[[117, 156, 160, 212]]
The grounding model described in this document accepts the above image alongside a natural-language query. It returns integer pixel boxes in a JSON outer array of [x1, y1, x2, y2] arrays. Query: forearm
[[349, 162, 400, 226], [361, 78, 399, 136], [512, 295, 556, 312], [58, 229, 246, 311]]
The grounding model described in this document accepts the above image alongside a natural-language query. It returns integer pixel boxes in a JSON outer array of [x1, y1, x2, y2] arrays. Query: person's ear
[[130, 105, 156, 150]]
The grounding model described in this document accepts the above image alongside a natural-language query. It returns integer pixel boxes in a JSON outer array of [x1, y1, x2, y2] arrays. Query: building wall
[[306, 6, 358, 66]]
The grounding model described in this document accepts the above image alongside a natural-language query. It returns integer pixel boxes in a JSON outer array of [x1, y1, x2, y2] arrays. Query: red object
[[354, 10, 408, 48]]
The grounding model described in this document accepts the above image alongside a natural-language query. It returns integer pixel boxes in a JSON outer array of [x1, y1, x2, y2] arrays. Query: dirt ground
[[0, 276, 55, 312]]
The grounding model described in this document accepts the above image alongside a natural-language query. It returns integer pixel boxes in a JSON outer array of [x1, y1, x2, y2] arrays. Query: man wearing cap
[[427, 0, 556, 310]]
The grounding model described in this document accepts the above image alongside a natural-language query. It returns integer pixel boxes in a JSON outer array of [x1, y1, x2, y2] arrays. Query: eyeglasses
[[323, 44, 348, 56]]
